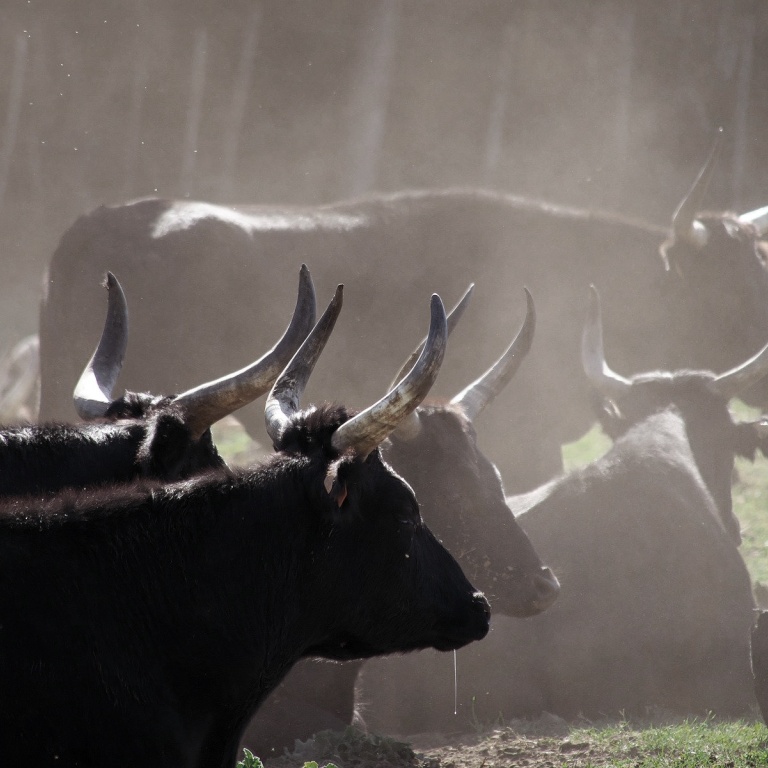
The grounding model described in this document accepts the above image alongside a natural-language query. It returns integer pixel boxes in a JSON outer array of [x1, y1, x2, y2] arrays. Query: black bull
[[0, 285, 495, 767], [39, 188, 768, 491], [240, 400, 561, 757]]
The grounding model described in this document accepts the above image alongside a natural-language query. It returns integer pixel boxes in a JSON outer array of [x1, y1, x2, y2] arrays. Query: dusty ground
[[262, 713, 631, 768]]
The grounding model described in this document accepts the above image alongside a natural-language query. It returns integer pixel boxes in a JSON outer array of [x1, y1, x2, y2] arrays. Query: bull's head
[[662, 128, 768, 263], [582, 283, 768, 546], [380, 286, 559, 618]]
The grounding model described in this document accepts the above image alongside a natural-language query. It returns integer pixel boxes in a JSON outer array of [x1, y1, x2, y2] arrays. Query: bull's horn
[[739, 205, 768, 237], [450, 287, 536, 422], [389, 283, 474, 390], [390, 283, 474, 441], [581, 285, 632, 398], [265, 285, 343, 444], [670, 129, 723, 247], [73, 272, 129, 420], [174, 265, 317, 440], [331, 294, 447, 458], [711, 338, 768, 399]]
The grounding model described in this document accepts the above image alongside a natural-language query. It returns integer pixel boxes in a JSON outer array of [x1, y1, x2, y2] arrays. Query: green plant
[[237, 748, 264, 768], [301, 762, 339, 768]]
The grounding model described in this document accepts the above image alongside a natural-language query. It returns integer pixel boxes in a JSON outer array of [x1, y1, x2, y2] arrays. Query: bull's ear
[[324, 461, 348, 508], [138, 411, 193, 480]]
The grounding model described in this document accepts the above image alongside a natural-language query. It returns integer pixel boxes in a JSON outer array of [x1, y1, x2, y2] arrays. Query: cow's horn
[[174, 265, 317, 440], [331, 294, 447, 458], [670, 129, 723, 247], [711, 339, 768, 399], [739, 205, 768, 237], [581, 285, 632, 398], [389, 283, 473, 390], [265, 284, 343, 444], [73, 272, 129, 420], [451, 287, 536, 422], [390, 283, 474, 440]]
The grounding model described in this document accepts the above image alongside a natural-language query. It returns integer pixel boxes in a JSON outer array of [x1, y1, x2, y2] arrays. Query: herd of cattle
[[3, 145, 768, 765]]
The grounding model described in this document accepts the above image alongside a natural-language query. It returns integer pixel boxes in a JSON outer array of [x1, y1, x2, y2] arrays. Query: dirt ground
[[262, 713, 626, 768]]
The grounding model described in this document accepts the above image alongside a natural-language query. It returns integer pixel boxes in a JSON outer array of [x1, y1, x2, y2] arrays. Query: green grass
[[561, 422, 612, 472], [568, 718, 768, 767], [210, 417, 270, 467], [239, 718, 768, 767], [735, 456, 768, 587]]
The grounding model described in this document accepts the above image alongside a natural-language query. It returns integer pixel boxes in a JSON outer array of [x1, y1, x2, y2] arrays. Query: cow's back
[[40, 191, 676, 491], [42, 191, 768, 495]]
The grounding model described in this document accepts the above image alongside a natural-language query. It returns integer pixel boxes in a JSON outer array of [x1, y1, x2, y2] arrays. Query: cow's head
[[264, 286, 491, 659], [583, 284, 768, 545], [383, 287, 559, 618], [658, 136, 768, 405], [72, 267, 316, 481]]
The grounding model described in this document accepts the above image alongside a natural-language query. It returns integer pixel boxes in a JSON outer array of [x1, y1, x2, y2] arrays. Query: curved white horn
[[739, 205, 768, 237], [331, 294, 448, 458], [670, 129, 723, 247], [173, 265, 317, 440], [389, 283, 474, 390], [390, 283, 474, 441], [711, 339, 768, 400], [581, 285, 632, 398], [451, 287, 536, 422], [73, 272, 129, 420], [265, 285, 344, 445]]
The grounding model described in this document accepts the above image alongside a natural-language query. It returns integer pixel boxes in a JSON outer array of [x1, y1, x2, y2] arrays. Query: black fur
[[0, 403, 490, 766], [240, 401, 558, 757], [0, 391, 225, 497], [593, 369, 755, 545]]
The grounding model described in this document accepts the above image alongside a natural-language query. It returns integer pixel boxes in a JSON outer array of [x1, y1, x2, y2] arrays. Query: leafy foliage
[[238, 749, 265, 768]]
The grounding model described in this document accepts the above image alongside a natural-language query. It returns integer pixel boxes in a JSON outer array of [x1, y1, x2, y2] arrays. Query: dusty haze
[[0, 0, 766, 353]]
